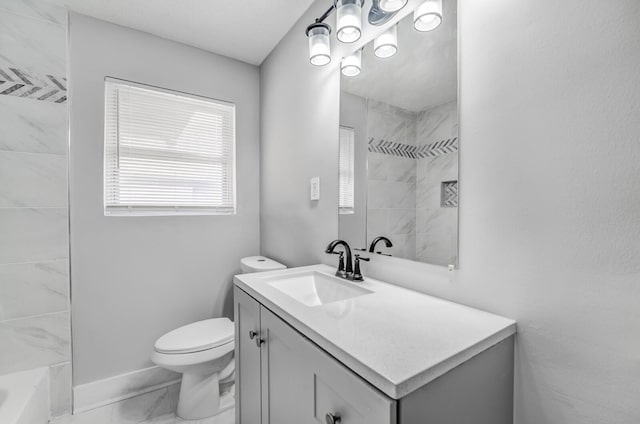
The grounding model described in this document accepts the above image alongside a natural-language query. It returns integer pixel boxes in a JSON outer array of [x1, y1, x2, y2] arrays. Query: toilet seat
[[154, 318, 234, 354]]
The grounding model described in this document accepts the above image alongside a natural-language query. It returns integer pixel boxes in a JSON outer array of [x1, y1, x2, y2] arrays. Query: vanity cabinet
[[235, 286, 514, 424], [235, 287, 396, 424]]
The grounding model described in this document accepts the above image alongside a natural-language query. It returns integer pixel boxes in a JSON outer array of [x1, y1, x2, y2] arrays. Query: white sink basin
[[266, 271, 373, 307]]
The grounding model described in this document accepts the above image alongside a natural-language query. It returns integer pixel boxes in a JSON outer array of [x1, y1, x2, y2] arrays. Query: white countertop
[[234, 264, 516, 399]]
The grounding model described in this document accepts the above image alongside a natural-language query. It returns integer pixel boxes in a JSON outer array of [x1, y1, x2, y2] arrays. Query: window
[[104, 78, 236, 216], [339, 126, 355, 214]]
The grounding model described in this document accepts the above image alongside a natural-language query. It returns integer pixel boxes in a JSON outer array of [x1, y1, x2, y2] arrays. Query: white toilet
[[151, 256, 286, 420]]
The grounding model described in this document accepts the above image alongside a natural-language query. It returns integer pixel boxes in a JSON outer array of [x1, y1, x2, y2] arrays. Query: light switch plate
[[310, 177, 320, 201]]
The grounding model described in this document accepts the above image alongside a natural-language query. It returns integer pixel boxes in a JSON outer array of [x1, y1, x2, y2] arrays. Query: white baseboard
[[73, 366, 180, 414]]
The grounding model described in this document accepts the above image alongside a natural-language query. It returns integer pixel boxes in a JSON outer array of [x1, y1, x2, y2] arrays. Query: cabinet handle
[[249, 330, 264, 347], [326, 412, 342, 424]]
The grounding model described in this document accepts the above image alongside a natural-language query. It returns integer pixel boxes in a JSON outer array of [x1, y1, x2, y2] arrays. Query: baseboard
[[73, 365, 180, 414]]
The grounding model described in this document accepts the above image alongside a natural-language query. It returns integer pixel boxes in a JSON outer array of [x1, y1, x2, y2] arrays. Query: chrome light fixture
[[414, 0, 442, 32], [374, 24, 398, 58], [306, 22, 332, 66], [336, 0, 364, 43], [378, 0, 407, 13], [341, 50, 362, 76]]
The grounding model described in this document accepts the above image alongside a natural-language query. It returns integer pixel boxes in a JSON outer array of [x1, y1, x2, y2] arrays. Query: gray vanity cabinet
[[234, 287, 397, 424], [235, 286, 513, 424]]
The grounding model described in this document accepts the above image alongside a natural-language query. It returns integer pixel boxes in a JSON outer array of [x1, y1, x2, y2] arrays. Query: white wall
[[260, 0, 340, 265], [68, 13, 261, 385], [260, 0, 640, 423]]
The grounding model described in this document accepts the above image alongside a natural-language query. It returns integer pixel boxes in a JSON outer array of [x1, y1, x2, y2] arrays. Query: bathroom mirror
[[338, 1, 458, 267]]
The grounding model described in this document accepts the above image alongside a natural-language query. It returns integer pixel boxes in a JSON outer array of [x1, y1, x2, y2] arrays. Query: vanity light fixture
[[378, 0, 407, 13], [336, 0, 365, 43], [305, 0, 367, 66], [306, 22, 332, 66], [374, 24, 398, 58], [341, 49, 362, 76], [414, 0, 442, 32]]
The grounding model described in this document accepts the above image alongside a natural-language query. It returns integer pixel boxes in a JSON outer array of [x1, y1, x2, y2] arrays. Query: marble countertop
[[234, 264, 516, 399]]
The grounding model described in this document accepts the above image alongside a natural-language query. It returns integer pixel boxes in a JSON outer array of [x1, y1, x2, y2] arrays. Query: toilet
[[151, 256, 286, 420]]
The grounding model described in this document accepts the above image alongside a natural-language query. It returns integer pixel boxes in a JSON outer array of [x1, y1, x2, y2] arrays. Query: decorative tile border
[[368, 138, 417, 158], [0, 66, 66, 103], [416, 137, 458, 158], [368, 137, 458, 159]]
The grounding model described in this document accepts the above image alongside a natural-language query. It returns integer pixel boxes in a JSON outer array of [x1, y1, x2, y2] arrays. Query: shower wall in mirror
[[338, 1, 458, 267]]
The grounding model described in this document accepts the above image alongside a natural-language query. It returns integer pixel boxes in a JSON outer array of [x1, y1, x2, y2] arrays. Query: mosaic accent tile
[[416, 137, 458, 158], [368, 138, 417, 158], [368, 137, 458, 159], [441, 180, 458, 208], [0, 65, 67, 103]]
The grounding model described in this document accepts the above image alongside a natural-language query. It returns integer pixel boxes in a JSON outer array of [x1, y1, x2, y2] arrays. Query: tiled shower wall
[[416, 100, 458, 266], [365, 98, 458, 265], [366, 100, 418, 259], [0, 0, 71, 416]]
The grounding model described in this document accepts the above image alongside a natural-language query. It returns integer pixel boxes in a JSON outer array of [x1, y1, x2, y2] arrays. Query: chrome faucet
[[325, 239, 353, 279]]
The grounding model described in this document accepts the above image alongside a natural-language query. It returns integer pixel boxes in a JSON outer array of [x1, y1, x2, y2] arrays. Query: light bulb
[[336, 0, 363, 43], [414, 0, 442, 32], [341, 50, 362, 76], [374, 25, 398, 59], [306, 23, 331, 66], [379, 0, 408, 13]]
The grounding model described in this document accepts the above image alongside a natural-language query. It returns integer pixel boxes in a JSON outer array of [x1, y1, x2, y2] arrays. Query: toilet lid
[[154, 318, 234, 354]]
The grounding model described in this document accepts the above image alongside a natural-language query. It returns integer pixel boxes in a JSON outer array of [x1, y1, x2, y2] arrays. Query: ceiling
[[46, 0, 315, 65], [341, 0, 457, 112]]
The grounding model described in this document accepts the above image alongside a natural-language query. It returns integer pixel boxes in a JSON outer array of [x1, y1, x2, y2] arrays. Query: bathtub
[[0, 368, 49, 424]]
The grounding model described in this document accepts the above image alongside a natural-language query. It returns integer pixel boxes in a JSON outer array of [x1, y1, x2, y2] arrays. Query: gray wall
[[0, 0, 71, 416], [260, 0, 340, 266], [260, 0, 640, 423], [68, 13, 261, 385]]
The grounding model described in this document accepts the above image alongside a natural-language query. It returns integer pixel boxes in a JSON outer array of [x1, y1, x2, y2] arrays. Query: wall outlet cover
[[310, 177, 320, 201]]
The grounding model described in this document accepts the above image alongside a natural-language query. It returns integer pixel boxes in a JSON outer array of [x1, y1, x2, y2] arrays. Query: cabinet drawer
[[306, 335, 396, 424]]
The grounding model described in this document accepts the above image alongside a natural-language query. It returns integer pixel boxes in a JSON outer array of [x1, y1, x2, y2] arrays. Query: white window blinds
[[104, 78, 236, 216], [339, 126, 355, 214]]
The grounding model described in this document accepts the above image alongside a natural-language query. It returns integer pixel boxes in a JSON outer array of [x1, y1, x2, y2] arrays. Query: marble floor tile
[[0, 95, 68, 154], [54, 386, 175, 424], [0, 311, 70, 374], [51, 389, 235, 424], [0, 259, 69, 320], [0, 8, 65, 76], [0, 207, 68, 264], [0, 151, 67, 207]]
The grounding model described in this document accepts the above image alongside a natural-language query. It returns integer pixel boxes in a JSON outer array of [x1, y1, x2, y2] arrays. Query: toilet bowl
[[152, 256, 286, 419], [152, 318, 235, 420]]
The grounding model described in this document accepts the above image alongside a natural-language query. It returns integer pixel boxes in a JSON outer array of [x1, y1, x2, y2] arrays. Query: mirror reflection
[[338, 3, 458, 266]]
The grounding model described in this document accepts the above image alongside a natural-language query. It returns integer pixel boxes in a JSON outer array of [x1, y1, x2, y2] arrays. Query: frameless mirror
[[338, 1, 458, 267]]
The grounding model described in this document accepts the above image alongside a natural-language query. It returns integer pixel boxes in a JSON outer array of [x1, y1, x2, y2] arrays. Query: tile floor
[[50, 383, 235, 424]]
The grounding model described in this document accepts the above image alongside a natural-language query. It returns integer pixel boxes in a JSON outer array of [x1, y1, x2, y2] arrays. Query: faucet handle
[[352, 254, 369, 281], [332, 251, 347, 278]]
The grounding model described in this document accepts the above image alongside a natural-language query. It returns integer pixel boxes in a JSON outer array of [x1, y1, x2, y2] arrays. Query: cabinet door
[[260, 307, 396, 424], [260, 306, 315, 424], [307, 338, 397, 424], [234, 287, 262, 424]]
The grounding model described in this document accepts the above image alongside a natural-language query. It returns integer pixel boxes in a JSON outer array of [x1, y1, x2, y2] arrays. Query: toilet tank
[[240, 256, 286, 273]]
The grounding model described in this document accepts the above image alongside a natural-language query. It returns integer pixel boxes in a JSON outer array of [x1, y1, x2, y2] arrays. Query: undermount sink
[[266, 271, 373, 307]]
